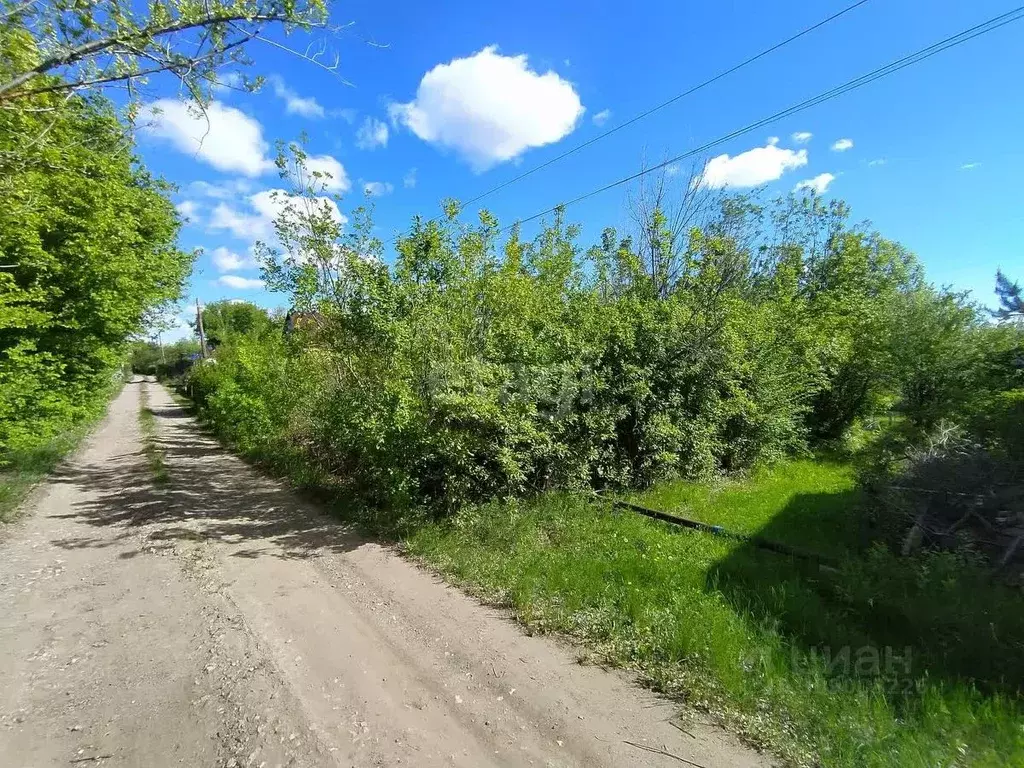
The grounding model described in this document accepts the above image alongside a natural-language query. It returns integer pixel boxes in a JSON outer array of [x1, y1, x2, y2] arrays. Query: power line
[[459, 0, 872, 211], [391, 0, 870, 242], [502, 5, 1024, 233]]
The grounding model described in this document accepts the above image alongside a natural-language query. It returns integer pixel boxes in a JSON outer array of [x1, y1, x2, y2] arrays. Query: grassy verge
[[0, 423, 97, 523], [175, 384, 1023, 766], [138, 385, 168, 485], [0, 378, 124, 523], [406, 461, 1024, 767]]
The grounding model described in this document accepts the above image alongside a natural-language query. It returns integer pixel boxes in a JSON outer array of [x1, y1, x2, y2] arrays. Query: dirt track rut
[[0, 379, 769, 767]]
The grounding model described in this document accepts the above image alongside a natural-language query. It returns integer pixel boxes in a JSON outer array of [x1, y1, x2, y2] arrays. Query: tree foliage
[[995, 269, 1023, 323], [186, 149, 1015, 517], [0, 31, 193, 456], [200, 299, 275, 348], [0, 0, 328, 105]]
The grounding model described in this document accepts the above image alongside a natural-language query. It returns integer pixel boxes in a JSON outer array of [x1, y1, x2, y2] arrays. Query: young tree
[[994, 270, 1023, 324], [199, 300, 274, 347]]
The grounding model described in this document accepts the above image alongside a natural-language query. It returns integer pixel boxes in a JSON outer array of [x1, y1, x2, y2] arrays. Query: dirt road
[[0, 379, 768, 767]]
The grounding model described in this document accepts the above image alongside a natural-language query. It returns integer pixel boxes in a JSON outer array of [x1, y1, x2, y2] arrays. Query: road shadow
[[49, 383, 366, 562], [707, 488, 1024, 697]]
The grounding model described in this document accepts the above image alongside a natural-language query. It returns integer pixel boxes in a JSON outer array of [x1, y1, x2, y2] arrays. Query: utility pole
[[196, 298, 207, 359]]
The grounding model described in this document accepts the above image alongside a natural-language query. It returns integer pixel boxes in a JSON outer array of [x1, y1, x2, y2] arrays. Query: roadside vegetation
[[176, 149, 1024, 766], [138, 385, 169, 486], [0, 41, 189, 516], [3, 3, 1021, 761], [0, 1, 319, 518]]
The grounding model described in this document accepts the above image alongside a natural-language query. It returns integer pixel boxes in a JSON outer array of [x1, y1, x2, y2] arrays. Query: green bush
[[185, 153, 990, 518]]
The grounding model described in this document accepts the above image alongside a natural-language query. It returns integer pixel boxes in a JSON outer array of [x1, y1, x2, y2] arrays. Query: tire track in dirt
[[1, 379, 771, 767]]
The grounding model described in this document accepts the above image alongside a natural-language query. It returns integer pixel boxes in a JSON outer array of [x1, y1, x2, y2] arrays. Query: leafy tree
[[200, 300, 275, 347], [994, 269, 1023, 323], [0, 36, 193, 453], [0, 0, 328, 105]]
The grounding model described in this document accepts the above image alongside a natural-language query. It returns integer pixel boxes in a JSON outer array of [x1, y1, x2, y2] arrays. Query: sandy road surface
[[0, 379, 769, 767]]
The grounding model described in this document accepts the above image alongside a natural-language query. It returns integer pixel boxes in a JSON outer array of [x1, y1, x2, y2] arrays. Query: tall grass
[[406, 460, 1024, 767]]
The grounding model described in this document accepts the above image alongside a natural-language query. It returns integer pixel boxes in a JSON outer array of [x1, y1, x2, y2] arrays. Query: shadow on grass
[[708, 488, 1024, 697], [46, 382, 368, 562]]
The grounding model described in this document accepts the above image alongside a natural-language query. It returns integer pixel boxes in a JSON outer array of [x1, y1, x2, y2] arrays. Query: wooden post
[[196, 298, 207, 359]]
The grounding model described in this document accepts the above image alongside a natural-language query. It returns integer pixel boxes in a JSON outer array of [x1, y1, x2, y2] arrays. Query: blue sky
[[132, 0, 1024, 339]]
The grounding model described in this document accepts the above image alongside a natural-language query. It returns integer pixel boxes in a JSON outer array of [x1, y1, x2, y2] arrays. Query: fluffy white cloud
[[270, 76, 325, 118], [831, 138, 854, 152], [299, 153, 351, 193], [699, 141, 808, 188], [209, 246, 251, 272], [961, 162, 981, 170], [251, 188, 346, 226], [187, 179, 254, 199], [868, 158, 886, 167], [138, 99, 273, 176], [363, 181, 394, 197], [592, 109, 611, 126], [176, 200, 200, 221], [793, 172, 835, 194], [403, 168, 417, 189], [792, 131, 813, 143], [209, 202, 269, 240], [218, 275, 265, 290], [356, 117, 389, 150], [389, 45, 584, 171], [209, 188, 347, 242], [333, 107, 358, 124]]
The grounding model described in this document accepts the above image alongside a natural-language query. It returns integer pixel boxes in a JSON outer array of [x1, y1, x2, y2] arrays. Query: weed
[[139, 385, 169, 485]]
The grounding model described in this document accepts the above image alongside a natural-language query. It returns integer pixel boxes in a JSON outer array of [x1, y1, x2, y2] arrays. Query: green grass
[[0, 424, 96, 522], [139, 386, 169, 485], [628, 458, 862, 559], [406, 460, 1024, 767]]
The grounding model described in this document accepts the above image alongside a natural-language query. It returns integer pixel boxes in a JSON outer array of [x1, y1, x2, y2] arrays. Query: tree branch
[[0, 11, 306, 101]]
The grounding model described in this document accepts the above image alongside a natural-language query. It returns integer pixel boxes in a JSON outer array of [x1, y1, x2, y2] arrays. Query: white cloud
[[212, 72, 244, 94], [403, 168, 417, 188], [389, 45, 584, 171], [356, 117, 389, 150], [187, 179, 254, 199], [868, 158, 886, 167], [138, 99, 273, 176], [209, 246, 250, 272], [793, 172, 835, 194], [332, 107, 358, 124], [665, 163, 681, 177], [251, 189, 347, 231], [176, 200, 200, 221], [270, 76, 325, 118], [831, 138, 854, 152], [209, 188, 347, 243], [209, 202, 269, 240], [699, 141, 808, 188], [961, 162, 981, 170], [218, 275, 265, 290], [592, 109, 611, 126], [792, 131, 813, 143], [299, 153, 351, 193], [363, 181, 394, 197]]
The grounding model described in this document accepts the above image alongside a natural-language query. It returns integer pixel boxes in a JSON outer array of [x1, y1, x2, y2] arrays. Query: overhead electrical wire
[[391, 0, 872, 240], [500, 5, 1024, 233], [457, 0, 873, 211]]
